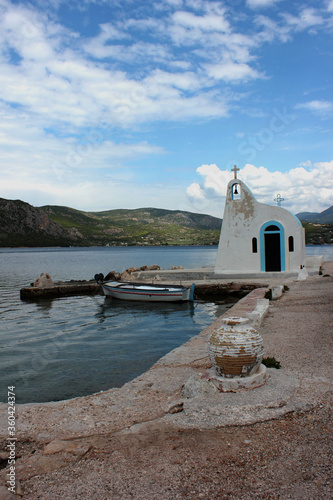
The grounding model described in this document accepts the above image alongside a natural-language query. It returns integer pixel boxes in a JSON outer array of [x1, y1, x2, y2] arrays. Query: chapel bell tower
[[214, 166, 306, 276]]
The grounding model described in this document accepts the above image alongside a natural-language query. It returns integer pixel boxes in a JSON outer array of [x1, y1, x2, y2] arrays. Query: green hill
[[301, 222, 333, 245], [42, 206, 222, 246], [296, 205, 333, 244], [296, 205, 333, 224], [0, 198, 222, 247], [2, 197, 331, 248]]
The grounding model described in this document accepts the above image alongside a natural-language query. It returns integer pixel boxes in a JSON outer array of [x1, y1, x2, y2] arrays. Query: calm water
[[0, 245, 332, 404], [0, 246, 225, 404]]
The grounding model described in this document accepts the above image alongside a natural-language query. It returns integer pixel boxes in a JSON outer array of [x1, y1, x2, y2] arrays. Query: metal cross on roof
[[231, 165, 239, 179], [274, 194, 284, 206]]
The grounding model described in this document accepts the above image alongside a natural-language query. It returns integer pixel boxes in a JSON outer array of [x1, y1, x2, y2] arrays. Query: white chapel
[[214, 166, 306, 277]]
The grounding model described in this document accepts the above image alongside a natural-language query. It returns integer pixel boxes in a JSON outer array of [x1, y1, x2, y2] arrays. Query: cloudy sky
[[1, 0, 332, 218]]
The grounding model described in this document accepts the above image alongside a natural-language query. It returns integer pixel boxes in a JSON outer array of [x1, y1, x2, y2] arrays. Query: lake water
[[1, 245, 332, 404]]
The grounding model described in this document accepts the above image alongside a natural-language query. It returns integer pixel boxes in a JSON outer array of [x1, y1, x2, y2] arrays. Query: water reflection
[[34, 298, 54, 312], [96, 296, 195, 322]]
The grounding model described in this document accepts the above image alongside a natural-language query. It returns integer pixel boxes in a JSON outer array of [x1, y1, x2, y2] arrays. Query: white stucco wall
[[214, 179, 306, 275]]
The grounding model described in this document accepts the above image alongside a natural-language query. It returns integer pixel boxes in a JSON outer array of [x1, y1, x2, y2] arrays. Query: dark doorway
[[264, 232, 281, 271]]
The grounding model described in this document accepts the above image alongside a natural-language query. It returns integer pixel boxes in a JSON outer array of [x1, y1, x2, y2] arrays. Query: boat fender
[[189, 283, 195, 302]]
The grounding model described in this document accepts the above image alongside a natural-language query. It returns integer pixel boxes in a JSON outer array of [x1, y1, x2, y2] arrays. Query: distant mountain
[[296, 205, 333, 224], [296, 205, 333, 244], [42, 205, 222, 247], [0, 198, 222, 247], [2, 197, 331, 248], [0, 198, 80, 247]]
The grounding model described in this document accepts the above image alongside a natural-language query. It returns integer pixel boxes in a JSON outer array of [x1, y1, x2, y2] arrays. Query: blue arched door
[[260, 221, 285, 272]]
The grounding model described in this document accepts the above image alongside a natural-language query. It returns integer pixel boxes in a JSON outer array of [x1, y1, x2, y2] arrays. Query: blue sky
[[0, 0, 332, 217]]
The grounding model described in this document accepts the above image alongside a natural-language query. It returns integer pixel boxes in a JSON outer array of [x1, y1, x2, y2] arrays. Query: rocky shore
[[0, 263, 332, 499]]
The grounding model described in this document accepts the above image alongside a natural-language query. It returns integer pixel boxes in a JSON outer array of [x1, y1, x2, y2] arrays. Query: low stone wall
[[20, 276, 269, 301], [20, 282, 102, 300], [194, 282, 268, 301]]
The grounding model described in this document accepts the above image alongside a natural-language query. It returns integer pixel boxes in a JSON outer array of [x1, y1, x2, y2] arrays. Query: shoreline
[[1, 242, 333, 249]]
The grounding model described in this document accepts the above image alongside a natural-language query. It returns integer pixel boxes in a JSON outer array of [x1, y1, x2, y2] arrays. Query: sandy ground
[[1, 263, 332, 499]]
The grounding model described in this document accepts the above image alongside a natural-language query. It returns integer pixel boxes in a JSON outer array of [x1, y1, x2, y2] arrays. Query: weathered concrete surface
[[20, 282, 102, 300], [200, 364, 268, 393]]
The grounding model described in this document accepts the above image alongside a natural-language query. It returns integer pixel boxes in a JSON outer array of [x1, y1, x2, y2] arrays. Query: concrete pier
[[20, 276, 270, 301], [19, 254, 323, 300], [20, 281, 102, 300]]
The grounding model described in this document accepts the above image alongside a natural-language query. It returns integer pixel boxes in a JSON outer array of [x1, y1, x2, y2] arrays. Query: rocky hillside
[[0, 198, 80, 247]]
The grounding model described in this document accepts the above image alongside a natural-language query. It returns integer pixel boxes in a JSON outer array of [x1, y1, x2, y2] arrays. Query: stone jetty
[[20, 268, 270, 302]]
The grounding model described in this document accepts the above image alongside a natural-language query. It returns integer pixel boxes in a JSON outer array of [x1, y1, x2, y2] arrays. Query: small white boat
[[96, 276, 195, 302]]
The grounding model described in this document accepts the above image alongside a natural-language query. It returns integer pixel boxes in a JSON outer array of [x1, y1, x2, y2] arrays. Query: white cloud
[[254, 5, 333, 44], [1, 176, 190, 213], [0, 102, 165, 184], [186, 182, 205, 200], [282, 8, 325, 32], [296, 100, 333, 117], [0, 0, 332, 217], [247, 0, 281, 8], [1, 0, 238, 132], [196, 164, 231, 195], [254, 15, 291, 43], [0, 0, 283, 141], [144, 68, 203, 91], [204, 60, 262, 82], [298, 160, 312, 167], [186, 162, 333, 215], [172, 10, 230, 33]]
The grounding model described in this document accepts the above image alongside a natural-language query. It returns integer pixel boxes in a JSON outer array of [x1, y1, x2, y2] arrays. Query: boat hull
[[101, 281, 194, 302]]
